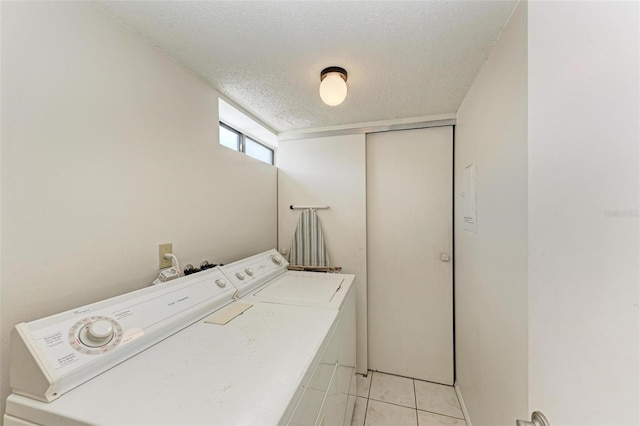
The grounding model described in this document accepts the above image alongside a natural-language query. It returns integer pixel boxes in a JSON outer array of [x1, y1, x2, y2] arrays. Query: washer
[[219, 249, 357, 426], [220, 249, 354, 311], [3, 253, 354, 426]]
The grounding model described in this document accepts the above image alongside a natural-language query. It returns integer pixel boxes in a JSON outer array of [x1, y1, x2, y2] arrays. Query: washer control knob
[[235, 272, 245, 280], [87, 320, 114, 345], [245, 268, 254, 276], [270, 255, 282, 265], [215, 278, 227, 288]]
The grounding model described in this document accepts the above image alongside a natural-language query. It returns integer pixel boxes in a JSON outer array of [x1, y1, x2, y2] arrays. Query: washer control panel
[[11, 269, 235, 402], [69, 315, 122, 354], [219, 249, 288, 297]]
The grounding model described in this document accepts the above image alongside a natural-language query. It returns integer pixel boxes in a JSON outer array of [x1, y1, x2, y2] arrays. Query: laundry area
[[1, 2, 638, 426]]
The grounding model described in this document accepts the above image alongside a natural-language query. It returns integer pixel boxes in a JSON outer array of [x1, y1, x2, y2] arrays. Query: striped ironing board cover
[[288, 208, 331, 267]]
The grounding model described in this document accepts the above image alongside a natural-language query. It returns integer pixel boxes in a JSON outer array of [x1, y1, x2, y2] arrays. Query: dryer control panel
[[10, 270, 234, 402], [220, 249, 288, 297]]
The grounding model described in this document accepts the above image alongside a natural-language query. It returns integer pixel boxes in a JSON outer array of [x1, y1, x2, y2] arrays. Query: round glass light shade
[[319, 72, 348, 106]]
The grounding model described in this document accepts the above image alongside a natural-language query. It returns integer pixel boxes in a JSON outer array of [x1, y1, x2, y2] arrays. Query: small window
[[219, 122, 274, 165], [245, 137, 274, 164], [220, 124, 240, 151]]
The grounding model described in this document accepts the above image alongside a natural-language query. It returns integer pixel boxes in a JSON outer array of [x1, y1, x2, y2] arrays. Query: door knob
[[516, 411, 550, 426], [440, 253, 451, 262]]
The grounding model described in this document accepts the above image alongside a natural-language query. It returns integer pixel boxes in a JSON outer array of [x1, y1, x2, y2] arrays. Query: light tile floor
[[352, 371, 468, 426]]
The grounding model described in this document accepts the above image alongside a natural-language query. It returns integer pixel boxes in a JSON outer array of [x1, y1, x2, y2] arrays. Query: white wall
[[277, 134, 367, 373], [528, 2, 639, 425], [454, 2, 528, 425], [1, 1, 277, 415]]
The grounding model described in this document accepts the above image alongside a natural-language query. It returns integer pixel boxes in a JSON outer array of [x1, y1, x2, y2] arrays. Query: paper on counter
[[204, 302, 253, 325]]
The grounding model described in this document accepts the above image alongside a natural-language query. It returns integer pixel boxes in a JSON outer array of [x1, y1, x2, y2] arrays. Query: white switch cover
[[463, 163, 477, 232]]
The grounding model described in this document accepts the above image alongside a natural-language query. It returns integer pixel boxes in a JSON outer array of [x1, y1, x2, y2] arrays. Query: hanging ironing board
[[288, 206, 342, 273]]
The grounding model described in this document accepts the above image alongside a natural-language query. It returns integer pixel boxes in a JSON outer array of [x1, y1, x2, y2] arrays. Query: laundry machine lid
[[254, 273, 344, 303]]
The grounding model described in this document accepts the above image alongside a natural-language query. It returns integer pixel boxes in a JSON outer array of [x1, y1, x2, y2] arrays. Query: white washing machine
[[220, 249, 354, 311], [3, 251, 355, 426], [219, 249, 357, 426]]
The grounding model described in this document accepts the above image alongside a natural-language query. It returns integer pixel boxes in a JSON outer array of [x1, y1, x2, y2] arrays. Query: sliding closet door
[[367, 126, 453, 384]]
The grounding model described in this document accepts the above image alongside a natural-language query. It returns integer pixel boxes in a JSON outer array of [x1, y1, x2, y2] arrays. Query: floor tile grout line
[[365, 398, 421, 426], [363, 370, 371, 426], [360, 397, 467, 425], [416, 408, 466, 421], [367, 396, 418, 410], [363, 397, 369, 426], [363, 398, 466, 423], [371, 369, 452, 388]]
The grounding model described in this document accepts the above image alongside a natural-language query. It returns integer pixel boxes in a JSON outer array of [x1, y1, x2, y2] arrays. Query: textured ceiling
[[97, 1, 518, 133]]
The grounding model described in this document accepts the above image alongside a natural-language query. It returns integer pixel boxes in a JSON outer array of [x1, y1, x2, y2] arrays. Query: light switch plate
[[463, 163, 477, 233]]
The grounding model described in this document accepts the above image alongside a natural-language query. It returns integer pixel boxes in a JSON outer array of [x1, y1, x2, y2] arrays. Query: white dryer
[[3, 251, 355, 426]]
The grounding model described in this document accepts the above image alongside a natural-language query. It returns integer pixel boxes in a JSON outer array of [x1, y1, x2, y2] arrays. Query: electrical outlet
[[159, 243, 173, 269]]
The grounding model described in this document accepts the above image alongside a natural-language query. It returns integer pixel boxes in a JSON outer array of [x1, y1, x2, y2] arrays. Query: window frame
[[219, 122, 274, 165]]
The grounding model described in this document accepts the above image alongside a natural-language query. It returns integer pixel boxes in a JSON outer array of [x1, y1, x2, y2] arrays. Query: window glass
[[219, 122, 274, 165], [245, 138, 274, 165], [220, 125, 240, 151]]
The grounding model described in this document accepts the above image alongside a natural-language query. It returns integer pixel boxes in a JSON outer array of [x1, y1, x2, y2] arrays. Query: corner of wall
[[453, 1, 528, 424]]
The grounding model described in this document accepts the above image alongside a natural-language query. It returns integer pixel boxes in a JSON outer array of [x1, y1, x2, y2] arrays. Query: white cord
[[164, 253, 180, 274]]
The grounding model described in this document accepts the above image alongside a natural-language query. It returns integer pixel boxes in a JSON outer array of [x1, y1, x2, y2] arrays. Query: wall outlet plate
[[159, 243, 173, 269]]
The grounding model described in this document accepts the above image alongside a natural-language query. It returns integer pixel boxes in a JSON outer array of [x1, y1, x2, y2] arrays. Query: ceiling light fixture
[[319, 67, 348, 106]]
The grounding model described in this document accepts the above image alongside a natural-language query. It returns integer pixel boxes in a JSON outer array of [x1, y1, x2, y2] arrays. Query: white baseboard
[[454, 381, 472, 426]]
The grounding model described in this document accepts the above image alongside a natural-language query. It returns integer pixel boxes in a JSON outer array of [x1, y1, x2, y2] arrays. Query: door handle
[[516, 411, 550, 426]]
